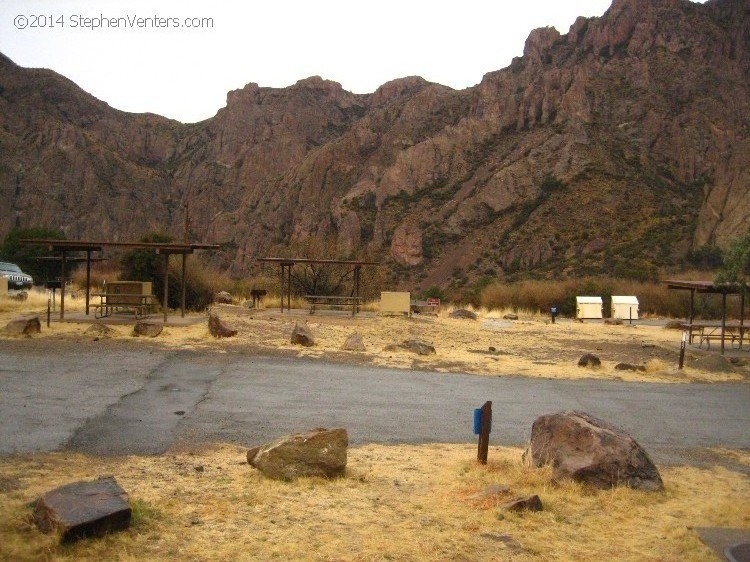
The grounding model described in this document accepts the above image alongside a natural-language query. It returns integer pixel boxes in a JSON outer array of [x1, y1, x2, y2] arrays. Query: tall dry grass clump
[[479, 277, 736, 318]]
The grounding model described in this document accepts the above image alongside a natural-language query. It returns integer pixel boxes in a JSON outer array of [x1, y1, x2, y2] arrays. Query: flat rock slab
[[503, 494, 543, 512], [694, 528, 750, 562], [5, 316, 41, 336], [385, 339, 436, 356], [85, 324, 116, 338], [33, 476, 131, 542]]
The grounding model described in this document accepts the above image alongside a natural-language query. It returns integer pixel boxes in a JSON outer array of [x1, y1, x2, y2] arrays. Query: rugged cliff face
[[1, 0, 747, 289]]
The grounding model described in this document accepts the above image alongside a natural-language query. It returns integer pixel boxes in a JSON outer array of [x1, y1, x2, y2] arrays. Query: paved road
[[0, 341, 748, 465]]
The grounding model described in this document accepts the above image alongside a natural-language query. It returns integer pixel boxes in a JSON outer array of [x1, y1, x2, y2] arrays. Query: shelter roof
[[258, 257, 380, 266], [663, 279, 749, 294]]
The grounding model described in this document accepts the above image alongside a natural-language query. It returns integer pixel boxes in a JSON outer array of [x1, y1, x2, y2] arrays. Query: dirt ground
[[1, 296, 748, 384]]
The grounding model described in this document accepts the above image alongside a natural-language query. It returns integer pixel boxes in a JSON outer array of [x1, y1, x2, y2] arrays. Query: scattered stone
[[208, 314, 237, 338], [290, 322, 315, 347], [174, 411, 185, 416], [577, 353, 601, 368], [604, 318, 623, 325], [85, 324, 116, 338], [33, 476, 131, 543], [247, 427, 348, 481], [489, 346, 496, 352], [502, 495, 543, 512], [691, 354, 736, 374], [213, 291, 233, 304], [9, 291, 28, 301], [449, 308, 478, 320], [342, 332, 366, 351], [641, 343, 656, 348], [503, 313, 519, 320], [194, 465, 205, 473], [615, 362, 646, 372], [467, 484, 510, 503], [0, 475, 23, 493], [5, 316, 41, 336], [526, 410, 663, 491], [664, 320, 685, 330], [133, 321, 162, 338], [386, 339, 436, 356], [479, 532, 524, 553]]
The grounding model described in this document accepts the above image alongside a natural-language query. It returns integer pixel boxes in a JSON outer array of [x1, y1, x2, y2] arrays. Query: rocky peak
[[523, 26, 562, 61], [370, 76, 430, 107]]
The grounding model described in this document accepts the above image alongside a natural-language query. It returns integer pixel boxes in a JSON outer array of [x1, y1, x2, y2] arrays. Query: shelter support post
[[85, 250, 91, 316], [60, 250, 66, 321], [163, 253, 169, 323], [721, 293, 727, 355], [181, 253, 186, 318], [287, 264, 292, 312], [740, 289, 746, 350]]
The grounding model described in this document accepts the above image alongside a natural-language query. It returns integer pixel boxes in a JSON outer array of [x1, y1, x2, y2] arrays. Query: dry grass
[[0, 444, 746, 561], [1, 299, 747, 384]]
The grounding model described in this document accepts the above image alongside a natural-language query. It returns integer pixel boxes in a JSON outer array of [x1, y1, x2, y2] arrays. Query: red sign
[[427, 298, 441, 306]]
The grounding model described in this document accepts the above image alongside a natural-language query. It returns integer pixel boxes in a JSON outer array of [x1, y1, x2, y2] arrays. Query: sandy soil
[[1, 296, 748, 383]]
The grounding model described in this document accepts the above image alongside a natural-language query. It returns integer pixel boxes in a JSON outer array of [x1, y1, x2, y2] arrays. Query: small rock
[[480, 532, 524, 553], [342, 332, 366, 351], [578, 353, 601, 368], [691, 354, 736, 374], [664, 320, 685, 330], [290, 322, 315, 347], [503, 313, 519, 320], [604, 318, 623, 325], [502, 495, 543, 512], [208, 314, 238, 338], [489, 346, 497, 352], [467, 484, 510, 502], [213, 291, 233, 304], [85, 324, 116, 338], [9, 291, 28, 301], [194, 465, 204, 473], [33, 476, 131, 543], [133, 321, 162, 337], [390, 339, 436, 356], [5, 316, 41, 336], [449, 308, 478, 320], [615, 363, 646, 372]]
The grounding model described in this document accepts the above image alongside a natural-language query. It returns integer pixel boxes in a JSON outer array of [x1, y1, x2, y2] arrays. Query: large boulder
[[247, 428, 348, 481], [33, 476, 131, 543], [290, 322, 315, 346], [208, 314, 237, 338], [5, 316, 41, 336], [527, 411, 663, 491], [577, 353, 601, 368]]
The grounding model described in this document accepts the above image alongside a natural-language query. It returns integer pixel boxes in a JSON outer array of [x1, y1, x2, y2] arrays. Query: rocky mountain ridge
[[1, 0, 748, 291]]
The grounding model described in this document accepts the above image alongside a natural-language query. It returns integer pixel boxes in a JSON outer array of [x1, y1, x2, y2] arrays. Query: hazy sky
[[2, 0, 622, 123]]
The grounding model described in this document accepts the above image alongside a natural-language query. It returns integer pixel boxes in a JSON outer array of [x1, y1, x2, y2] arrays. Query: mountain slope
[[0, 0, 747, 290]]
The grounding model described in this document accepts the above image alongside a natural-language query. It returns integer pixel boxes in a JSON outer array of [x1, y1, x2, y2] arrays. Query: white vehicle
[[0, 261, 34, 289]]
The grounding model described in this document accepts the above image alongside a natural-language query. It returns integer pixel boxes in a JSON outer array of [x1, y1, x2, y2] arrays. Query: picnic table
[[305, 295, 363, 315], [683, 322, 746, 350], [92, 281, 155, 319]]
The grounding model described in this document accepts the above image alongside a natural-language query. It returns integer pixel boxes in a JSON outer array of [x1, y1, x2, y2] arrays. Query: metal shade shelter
[[664, 279, 748, 354], [21, 239, 220, 321], [257, 258, 380, 313]]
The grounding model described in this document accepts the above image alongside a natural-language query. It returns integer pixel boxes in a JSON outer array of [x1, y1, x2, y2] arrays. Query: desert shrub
[[120, 233, 227, 311], [479, 277, 735, 318]]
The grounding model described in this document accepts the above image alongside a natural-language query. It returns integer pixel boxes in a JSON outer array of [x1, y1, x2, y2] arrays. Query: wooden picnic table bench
[[683, 322, 746, 350], [305, 295, 363, 316], [91, 281, 156, 319]]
